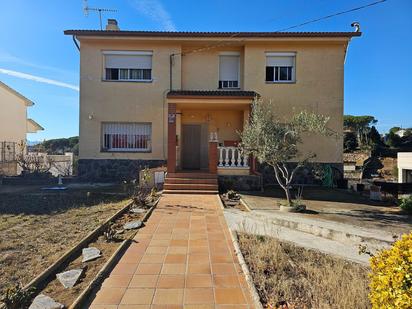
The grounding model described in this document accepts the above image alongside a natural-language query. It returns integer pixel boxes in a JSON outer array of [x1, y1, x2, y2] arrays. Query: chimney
[[106, 19, 120, 31]]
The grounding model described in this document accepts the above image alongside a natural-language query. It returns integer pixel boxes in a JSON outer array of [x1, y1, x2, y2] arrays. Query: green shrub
[[399, 196, 412, 213], [369, 232, 412, 308]]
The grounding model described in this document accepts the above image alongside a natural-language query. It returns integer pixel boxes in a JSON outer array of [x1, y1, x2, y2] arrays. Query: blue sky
[[0, 0, 411, 141]]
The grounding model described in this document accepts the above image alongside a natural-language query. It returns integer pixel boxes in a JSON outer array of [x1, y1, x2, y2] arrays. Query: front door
[[182, 124, 201, 169]]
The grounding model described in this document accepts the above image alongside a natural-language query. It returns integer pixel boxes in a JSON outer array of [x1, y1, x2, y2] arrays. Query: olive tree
[[239, 99, 333, 206]]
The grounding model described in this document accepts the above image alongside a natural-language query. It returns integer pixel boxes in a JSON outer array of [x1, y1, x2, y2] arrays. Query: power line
[[178, 0, 388, 57], [275, 0, 388, 32]]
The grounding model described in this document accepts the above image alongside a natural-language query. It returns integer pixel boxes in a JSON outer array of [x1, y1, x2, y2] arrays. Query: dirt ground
[[241, 187, 412, 235], [238, 232, 370, 309], [0, 184, 132, 296]]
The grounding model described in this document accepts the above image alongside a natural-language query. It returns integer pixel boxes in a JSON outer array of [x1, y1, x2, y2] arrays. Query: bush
[[369, 232, 412, 308], [399, 196, 412, 213]]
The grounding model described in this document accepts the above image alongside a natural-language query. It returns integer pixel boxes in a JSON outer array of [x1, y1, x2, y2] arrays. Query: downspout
[[72, 35, 80, 51], [169, 53, 175, 90]]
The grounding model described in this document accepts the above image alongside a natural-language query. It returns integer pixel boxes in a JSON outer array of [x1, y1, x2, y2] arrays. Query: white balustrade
[[217, 147, 249, 168]]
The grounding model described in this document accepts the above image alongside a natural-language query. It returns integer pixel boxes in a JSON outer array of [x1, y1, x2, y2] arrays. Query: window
[[219, 53, 240, 89], [103, 51, 153, 81], [102, 122, 152, 152], [265, 52, 296, 82]]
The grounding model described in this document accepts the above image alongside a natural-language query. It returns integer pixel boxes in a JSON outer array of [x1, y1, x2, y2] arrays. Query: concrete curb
[[216, 195, 263, 309], [69, 198, 159, 309], [240, 197, 253, 212]]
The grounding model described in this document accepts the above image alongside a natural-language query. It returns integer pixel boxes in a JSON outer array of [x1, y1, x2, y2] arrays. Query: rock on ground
[[130, 207, 146, 214], [29, 294, 64, 309], [56, 268, 83, 288], [123, 220, 143, 230], [82, 247, 101, 262]]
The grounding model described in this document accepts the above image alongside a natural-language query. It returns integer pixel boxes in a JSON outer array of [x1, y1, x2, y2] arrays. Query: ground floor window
[[102, 122, 151, 152]]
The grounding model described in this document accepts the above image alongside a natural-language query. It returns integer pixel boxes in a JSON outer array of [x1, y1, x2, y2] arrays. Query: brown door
[[182, 124, 201, 170]]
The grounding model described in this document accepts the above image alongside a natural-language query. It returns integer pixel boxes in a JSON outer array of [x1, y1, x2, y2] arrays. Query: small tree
[[239, 99, 333, 206]]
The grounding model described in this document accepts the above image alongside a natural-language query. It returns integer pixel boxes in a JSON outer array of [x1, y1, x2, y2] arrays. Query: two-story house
[[65, 19, 360, 192], [0, 81, 43, 175]]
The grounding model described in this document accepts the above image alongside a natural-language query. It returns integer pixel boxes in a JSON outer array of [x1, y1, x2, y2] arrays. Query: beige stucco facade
[[67, 29, 358, 178], [0, 82, 43, 144]]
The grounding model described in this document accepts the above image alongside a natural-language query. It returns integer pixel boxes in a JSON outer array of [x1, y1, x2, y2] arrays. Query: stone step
[[165, 177, 218, 185], [166, 172, 217, 179], [164, 183, 218, 191], [163, 189, 218, 195]]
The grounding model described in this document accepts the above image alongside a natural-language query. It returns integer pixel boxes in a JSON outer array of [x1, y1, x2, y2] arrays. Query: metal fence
[[0, 141, 17, 163]]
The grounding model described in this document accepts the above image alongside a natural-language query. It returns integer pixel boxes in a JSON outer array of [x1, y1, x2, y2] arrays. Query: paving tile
[[184, 288, 214, 304], [152, 289, 184, 305], [135, 263, 162, 275], [120, 288, 155, 304], [102, 274, 133, 288], [211, 263, 237, 275], [111, 263, 139, 275], [187, 264, 211, 274], [161, 263, 186, 274], [165, 254, 187, 264], [213, 275, 241, 288], [185, 275, 212, 288], [157, 274, 185, 288], [215, 288, 247, 304], [140, 254, 165, 264], [128, 275, 158, 288], [92, 287, 126, 305], [146, 246, 168, 254], [89, 194, 255, 308]]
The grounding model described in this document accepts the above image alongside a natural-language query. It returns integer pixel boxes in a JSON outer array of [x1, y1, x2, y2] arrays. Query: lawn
[[0, 186, 131, 296], [238, 232, 370, 309]]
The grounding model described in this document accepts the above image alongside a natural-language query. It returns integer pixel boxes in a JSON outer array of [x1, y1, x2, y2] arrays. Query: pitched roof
[[167, 90, 258, 99], [64, 30, 361, 39], [0, 81, 34, 106], [27, 118, 44, 133]]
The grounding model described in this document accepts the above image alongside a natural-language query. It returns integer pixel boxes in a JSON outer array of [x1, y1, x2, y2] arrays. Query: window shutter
[[219, 55, 239, 81], [105, 55, 152, 69], [266, 56, 294, 67]]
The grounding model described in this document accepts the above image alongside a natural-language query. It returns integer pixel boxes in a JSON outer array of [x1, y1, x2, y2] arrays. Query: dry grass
[[238, 233, 370, 309], [0, 188, 129, 295]]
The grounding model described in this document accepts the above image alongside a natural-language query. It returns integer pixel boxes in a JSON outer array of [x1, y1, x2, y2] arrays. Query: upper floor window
[[219, 52, 240, 89], [102, 122, 152, 152], [103, 51, 153, 82], [265, 52, 296, 83]]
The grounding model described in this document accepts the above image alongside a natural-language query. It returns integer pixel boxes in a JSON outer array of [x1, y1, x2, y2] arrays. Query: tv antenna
[[83, 0, 117, 30]]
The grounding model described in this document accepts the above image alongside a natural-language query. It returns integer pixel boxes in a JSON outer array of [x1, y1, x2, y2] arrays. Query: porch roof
[[167, 90, 258, 99]]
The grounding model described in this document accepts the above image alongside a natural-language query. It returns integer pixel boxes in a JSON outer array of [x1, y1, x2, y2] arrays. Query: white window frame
[[102, 50, 153, 82], [101, 122, 152, 152], [218, 51, 240, 89], [265, 52, 296, 83]]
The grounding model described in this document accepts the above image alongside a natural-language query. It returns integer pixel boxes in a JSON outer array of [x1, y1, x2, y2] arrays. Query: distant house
[[0, 81, 43, 175], [398, 153, 412, 183]]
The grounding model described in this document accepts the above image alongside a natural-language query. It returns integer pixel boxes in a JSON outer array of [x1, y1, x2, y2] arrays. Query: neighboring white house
[[398, 152, 412, 183]]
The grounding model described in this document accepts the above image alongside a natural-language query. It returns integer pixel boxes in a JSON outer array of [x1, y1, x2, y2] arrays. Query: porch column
[[167, 103, 176, 173], [208, 141, 218, 174]]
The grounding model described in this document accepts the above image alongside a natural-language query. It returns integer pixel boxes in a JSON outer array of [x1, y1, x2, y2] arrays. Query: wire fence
[[0, 141, 17, 163]]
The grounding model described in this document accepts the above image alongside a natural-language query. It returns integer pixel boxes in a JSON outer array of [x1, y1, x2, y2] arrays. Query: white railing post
[[218, 147, 223, 167], [224, 148, 230, 166], [230, 147, 236, 167]]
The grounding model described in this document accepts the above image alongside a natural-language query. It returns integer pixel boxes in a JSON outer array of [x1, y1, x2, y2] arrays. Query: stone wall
[[78, 159, 166, 182], [218, 174, 262, 191]]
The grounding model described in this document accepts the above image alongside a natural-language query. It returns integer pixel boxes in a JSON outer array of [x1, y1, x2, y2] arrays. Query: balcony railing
[[218, 146, 248, 168]]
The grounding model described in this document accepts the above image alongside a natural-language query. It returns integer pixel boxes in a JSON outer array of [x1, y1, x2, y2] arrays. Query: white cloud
[[0, 50, 75, 76], [0, 68, 79, 91], [131, 0, 176, 31]]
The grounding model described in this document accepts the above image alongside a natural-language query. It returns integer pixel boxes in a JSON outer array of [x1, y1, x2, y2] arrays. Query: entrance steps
[[163, 172, 218, 194]]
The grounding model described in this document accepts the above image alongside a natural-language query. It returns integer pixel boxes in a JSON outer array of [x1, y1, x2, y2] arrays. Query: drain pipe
[[72, 35, 80, 51], [169, 53, 175, 90]]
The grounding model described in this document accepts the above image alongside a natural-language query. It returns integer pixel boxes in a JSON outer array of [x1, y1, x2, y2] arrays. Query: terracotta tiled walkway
[[89, 194, 256, 309]]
